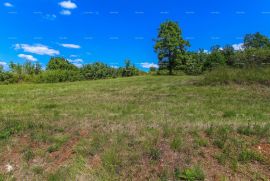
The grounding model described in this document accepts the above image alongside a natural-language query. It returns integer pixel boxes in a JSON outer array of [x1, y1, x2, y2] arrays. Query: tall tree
[[154, 21, 190, 75], [244, 32, 270, 49], [47, 57, 78, 71]]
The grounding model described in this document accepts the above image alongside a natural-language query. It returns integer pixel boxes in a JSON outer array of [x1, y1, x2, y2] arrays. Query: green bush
[[35, 70, 83, 83], [80, 62, 118, 80], [0, 72, 19, 84]]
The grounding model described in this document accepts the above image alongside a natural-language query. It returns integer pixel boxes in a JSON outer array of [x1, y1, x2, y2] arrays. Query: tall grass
[[203, 66, 270, 86]]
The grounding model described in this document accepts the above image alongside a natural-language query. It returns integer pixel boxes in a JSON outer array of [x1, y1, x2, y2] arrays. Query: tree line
[[154, 21, 270, 75], [0, 58, 141, 84]]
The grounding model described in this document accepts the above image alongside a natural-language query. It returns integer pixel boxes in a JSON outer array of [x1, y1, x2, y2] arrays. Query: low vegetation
[[0, 76, 270, 180], [203, 66, 270, 86]]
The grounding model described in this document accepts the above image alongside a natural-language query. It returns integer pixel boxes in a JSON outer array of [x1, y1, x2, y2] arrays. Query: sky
[[0, 0, 270, 70]]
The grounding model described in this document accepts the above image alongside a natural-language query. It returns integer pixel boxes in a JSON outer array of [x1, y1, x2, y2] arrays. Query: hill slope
[[0, 76, 270, 180]]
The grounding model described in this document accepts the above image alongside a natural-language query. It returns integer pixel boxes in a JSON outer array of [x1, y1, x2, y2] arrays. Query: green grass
[[0, 75, 270, 180], [203, 66, 270, 86]]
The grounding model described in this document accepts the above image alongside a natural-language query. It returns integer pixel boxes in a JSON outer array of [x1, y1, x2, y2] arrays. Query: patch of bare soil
[[0, 130, 89, 176], [88, 154, 102, 169], [46, 130, 89, 171], [256, 143, 270, 160]]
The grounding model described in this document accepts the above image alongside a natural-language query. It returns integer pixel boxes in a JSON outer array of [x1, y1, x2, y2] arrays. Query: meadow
[[0, 75, 270, 180]]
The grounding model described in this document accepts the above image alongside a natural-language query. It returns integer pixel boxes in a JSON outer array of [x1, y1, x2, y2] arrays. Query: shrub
[[184, 57, 204, 75], [0, 72, 19, 84], [35, 70, 83, 83], [80, 62, 118, 80]]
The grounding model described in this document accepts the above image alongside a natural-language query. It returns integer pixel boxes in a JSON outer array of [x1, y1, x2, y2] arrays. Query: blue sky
[[0, 0, 270, 70]]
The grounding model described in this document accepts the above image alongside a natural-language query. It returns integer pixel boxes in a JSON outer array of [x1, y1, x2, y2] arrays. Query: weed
[[238, 150, 263, 163], [32, 166, 44, 175], [170, 137, 183, 151], [148, 147, 161, 161], [180, 166, 205, 181], [101, 148, 121, 174], [23, 147, 35, 162], [47, 135, 69, 153], [0, 119, 23, 140]]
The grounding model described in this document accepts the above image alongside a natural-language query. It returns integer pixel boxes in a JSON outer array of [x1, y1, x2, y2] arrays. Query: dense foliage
[[154, 21, 190, 75], [0, 57, 141, 84], [153, 21, 270, 76]]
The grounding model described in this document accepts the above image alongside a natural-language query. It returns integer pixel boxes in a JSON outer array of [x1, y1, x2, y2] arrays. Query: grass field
[[1, 76, 270, 180]]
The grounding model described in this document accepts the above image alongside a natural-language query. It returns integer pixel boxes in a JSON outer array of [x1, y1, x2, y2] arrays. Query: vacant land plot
[[0, 76, 270, 180]]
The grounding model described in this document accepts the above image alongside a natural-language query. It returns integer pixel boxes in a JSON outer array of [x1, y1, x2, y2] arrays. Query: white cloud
[[61, 43, 80, 49], [60, 10, 71, 15], [4, 2, 13, 7], [232, 43, 244, 51], [18, 54, 37, 62], [140, 62, 159, 69], [0, 61, 7, 66], [0, 61, 8, 70], [59, 1, 77, 9], [15, 44, 60, 56], [70, 54, 78, 58]]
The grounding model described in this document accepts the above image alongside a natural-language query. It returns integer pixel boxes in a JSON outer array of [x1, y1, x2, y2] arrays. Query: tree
[[122, 59, 139, 77], [9, 61, 22, 75], [244, 32, 270, 49], [154, 21, 190, 75], [0, 65, 3, 73], [204, 45, 226, 69], [222, 45, 235, 65], [47, 57, 78, 71], [34, 62, 42, 75]]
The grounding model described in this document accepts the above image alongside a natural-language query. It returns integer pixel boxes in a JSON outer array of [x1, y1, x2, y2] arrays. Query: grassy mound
[[203, 67, 270, 86]]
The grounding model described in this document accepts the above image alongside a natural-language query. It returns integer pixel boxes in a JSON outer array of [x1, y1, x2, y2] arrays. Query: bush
[[0, 72, 19, 84], [184, 58, 204, 75], [80, 63, 118, 80], [35, 70, 83, 83]]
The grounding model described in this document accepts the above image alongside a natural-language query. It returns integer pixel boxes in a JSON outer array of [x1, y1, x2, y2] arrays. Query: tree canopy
[[154, 21, 190, 75]]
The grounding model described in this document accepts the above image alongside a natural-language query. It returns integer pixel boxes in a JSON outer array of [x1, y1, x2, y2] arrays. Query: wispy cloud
[[68, 58, 83, 63], [61, 43, 81, 49], [15, 44, 60, 56], [4, 2, 13, 7], [60, 10, 71, 15], [140, 62, 159, 69], [68, 58, 83, 67], [59, 1, 77, 9], [44, 14, 57, 21], [18, 54, 37, 62]]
